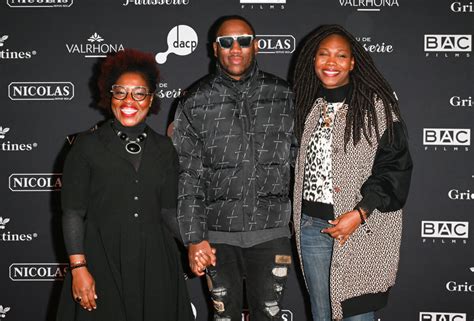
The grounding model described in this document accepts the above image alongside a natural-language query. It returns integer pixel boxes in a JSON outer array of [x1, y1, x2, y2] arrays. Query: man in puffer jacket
[[172, 15, 296, 321]]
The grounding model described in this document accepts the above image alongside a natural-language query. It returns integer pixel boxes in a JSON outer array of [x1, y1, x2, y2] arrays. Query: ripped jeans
[[205, 237, 292, 321]]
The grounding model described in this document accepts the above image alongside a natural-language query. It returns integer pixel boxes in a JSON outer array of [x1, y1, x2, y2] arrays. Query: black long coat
[[56, 120, 193, 321]]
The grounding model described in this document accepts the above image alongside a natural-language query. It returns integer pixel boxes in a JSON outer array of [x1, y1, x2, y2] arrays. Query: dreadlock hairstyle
[[292, 24, 403, 150]]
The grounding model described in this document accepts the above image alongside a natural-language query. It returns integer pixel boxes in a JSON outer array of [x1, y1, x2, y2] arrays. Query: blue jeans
[[300, 214, 374, 321]]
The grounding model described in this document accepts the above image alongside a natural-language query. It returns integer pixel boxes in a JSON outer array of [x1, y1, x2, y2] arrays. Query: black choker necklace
[[116, 130, 147, 154]]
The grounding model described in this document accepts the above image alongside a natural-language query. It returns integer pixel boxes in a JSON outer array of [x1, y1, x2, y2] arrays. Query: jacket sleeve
[[288, 96, 299, 168], [172, 101, 208, 245], [356, 121, 413, 214], [160, 139, 181, 240], [61, 136, 90, 255]]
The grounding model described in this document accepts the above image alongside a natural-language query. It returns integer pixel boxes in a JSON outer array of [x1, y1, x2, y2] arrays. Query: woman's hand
[[188, 240, 216, 276], [71, 267, 97, 311], [322, 210, 362, 246]]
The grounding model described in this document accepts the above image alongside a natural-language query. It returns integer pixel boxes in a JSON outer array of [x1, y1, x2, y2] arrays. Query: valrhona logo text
[[0, 35, 37, 60], [8, 82, 74, 101], [339, 0, 399, 11], [421, 220, 469, 245], [7, 0, 73, 7], [0, 217, 38, 242], [66, 33, 125, 58], [0, 127, 38, 152], [9, 173, 62, 192], [9, 263, 68, 281]]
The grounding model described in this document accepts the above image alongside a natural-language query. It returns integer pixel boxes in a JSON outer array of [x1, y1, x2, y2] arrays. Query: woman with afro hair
[[56, 49, 193, 321]]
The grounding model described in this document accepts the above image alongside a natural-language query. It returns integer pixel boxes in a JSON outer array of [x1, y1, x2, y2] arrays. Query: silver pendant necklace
[[116, 130, 147, 154]]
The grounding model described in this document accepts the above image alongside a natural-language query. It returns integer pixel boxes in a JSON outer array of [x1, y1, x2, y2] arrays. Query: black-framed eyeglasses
[[110, 85, 153, 102], [215, 34, 254, 49]]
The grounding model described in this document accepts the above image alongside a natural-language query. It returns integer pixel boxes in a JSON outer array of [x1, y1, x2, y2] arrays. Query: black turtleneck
[[317, 82, 352, 103], [112, 119, 147, 137]]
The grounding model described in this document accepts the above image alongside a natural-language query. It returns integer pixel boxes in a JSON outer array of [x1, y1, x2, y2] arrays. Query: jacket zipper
[[240, 90, 255, 231]]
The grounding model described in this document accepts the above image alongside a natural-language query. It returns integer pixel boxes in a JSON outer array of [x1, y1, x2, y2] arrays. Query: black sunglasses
[[216, 34, 254, 49]]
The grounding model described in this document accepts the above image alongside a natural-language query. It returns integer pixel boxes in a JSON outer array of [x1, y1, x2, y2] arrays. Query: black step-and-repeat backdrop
[[1, 1, 472, 320]]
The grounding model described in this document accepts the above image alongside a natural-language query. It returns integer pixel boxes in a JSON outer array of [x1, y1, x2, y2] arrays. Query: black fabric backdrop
[[0, 1, 472, 320]]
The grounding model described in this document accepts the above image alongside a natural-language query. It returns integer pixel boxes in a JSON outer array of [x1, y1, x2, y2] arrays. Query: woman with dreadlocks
[[292, 25, 413, 321]]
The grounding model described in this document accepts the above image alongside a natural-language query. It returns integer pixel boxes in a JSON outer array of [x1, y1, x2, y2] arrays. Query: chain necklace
[[322, 99, 345, 127]]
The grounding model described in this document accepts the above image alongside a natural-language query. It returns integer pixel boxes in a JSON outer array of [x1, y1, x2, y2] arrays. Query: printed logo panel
[[8, 82, 74, 101], [256, 35, 295, 54], [423, 128, 470, 146], [424, 35, 472, 52], [419, 312, 466, 321], [122, 0, 190, 5], [156, 25, 198, 64], [450, 1, 473, 12], [421, 221, 469, 239], [7, 0, 73, 7], [0, 35, 37, 60], [339, 0, 400, 11], [9, 263, 68, 281], [0, 217, 39, 242], [9, 173, 62, 192], [66, 33, 125, 58], [0, 126, 38, 152]]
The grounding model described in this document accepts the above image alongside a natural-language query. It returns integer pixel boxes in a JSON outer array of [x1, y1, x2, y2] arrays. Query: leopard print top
[[303, 102, 344, 205]]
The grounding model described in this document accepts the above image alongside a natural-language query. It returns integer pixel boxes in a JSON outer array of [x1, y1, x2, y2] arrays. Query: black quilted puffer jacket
[[172, 62, 296, 245]]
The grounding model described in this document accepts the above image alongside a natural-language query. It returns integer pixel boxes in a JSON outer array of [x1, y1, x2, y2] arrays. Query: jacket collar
[[215, 59, 259, 85]]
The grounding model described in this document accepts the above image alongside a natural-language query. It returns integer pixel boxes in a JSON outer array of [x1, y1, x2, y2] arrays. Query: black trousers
[[205, 237, 292, 321]]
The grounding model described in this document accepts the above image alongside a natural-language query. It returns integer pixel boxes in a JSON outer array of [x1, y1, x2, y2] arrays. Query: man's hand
[[188, 240, 216, 276], [321, 210, 362, 246]]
